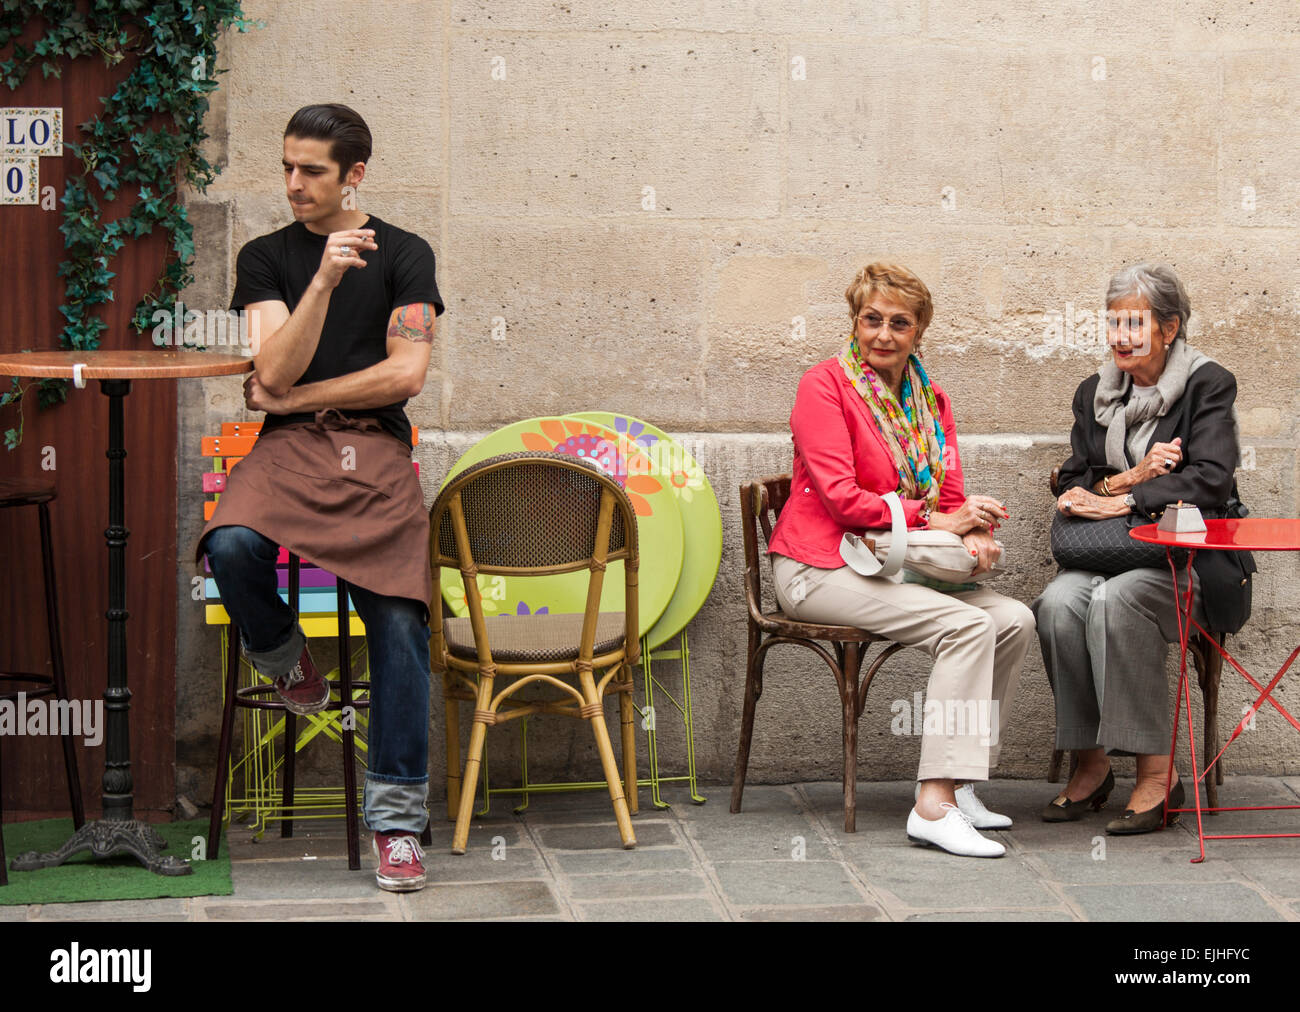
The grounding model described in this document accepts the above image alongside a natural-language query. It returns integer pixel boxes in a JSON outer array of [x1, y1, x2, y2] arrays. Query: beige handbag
[[839, 492, 1005, 585]]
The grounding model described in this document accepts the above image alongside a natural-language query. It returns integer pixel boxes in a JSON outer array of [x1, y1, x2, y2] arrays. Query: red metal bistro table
[[1131, 519, 1300, 862], [0, 350, 252, 876]]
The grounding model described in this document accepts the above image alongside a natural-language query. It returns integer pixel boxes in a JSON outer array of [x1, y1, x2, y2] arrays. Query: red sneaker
[[373, 832, 427, 892], [272, 647, 331, 715]]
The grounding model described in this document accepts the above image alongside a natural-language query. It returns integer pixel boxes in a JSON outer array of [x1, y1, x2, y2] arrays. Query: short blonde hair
[[845, 262, 934, 340]]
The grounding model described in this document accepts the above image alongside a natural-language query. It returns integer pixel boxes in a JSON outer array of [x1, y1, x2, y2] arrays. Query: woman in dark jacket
[[1033, 262, 1253, 835]]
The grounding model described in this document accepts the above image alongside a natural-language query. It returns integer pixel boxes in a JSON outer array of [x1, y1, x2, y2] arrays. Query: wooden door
[[0, 32, 178, 820]]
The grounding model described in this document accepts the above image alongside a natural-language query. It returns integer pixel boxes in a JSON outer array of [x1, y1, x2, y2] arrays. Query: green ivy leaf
[[36, 378, 69, 409], [0, 0, 256, 436]]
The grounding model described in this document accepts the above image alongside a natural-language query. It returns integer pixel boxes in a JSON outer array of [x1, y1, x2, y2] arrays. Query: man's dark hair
[[284, 104, 372, 181]]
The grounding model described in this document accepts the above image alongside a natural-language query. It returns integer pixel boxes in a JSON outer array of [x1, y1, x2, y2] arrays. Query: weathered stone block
[[216, 0, 441, 191], [449, 35, 781, 218], [451, 1, 923, 34]]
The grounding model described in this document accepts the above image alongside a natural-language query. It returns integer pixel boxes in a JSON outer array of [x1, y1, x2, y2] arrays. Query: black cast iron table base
[[10, 379, 190, 877], [10, 818, 191, 876]]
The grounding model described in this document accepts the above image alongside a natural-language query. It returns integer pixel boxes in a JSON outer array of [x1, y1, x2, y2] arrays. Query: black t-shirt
[[229, 215, 443, 447]]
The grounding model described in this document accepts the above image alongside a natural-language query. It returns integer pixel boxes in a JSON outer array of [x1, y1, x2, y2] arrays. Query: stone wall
[[174, 1, 1300, 806]]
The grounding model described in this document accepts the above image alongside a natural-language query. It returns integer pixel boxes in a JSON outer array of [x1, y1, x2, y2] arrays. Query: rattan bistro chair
[[1045, 466, 1226, 808], [431, 452, 641, 852], [731, 474, 906, 833]]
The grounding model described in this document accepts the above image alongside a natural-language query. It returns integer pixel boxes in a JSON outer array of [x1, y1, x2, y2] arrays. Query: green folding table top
[[571, 412, 722, 649], [439, 415, 685, 639]]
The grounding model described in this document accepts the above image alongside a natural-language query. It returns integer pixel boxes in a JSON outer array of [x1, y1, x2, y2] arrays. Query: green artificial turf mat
[[1, 818, 232, 906]]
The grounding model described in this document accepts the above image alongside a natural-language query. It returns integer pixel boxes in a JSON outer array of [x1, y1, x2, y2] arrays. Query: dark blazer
[[1058, 361, 1255, 633]]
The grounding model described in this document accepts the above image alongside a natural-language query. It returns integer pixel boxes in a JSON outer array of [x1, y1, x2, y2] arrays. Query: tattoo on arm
[[387, 303, 435, 344]]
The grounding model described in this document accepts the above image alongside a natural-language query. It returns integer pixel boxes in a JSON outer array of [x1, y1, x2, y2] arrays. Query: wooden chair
[[0, 479, 85, 886], [432, 452, 641, 852], [1046, 466, 1226, 808], [730, 474, 906, 833]]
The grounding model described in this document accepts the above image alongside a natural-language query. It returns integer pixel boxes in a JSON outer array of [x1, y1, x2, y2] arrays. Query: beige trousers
[[771, 555, 1035, 782]]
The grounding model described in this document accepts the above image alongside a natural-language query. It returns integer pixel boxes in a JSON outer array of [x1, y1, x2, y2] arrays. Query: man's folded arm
[[245, 295, 329, 397], [255, 302, 436, 413]]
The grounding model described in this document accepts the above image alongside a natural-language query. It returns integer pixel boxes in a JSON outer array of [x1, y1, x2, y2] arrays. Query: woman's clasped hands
[[928, 495, 1007, 576]]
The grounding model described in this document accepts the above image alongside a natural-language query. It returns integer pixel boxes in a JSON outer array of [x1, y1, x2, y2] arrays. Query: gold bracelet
[[1101, 475, 1113, 497]]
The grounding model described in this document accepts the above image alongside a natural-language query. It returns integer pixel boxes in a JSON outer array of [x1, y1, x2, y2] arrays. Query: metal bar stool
[[207, 554, 430, 870], [0, 479, 85, 886]]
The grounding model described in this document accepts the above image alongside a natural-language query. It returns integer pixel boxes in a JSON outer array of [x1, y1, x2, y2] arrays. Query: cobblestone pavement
[[7, 776, 1300, 922]]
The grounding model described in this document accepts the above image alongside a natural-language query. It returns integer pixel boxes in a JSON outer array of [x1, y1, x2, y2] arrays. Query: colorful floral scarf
[[836, 335, 947, 511]]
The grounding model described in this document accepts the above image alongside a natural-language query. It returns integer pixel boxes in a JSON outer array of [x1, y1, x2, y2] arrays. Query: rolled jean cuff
[[364, 774, 430, 835], [242, 623, 307, 680]]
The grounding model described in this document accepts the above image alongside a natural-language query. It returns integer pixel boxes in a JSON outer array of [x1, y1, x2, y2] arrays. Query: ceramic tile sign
[[2, 107, 62, 157], [0, 157, 39, 205]]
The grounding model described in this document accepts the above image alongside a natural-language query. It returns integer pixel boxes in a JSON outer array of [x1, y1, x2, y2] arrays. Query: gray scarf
[[1093, 337, 1238, 472]]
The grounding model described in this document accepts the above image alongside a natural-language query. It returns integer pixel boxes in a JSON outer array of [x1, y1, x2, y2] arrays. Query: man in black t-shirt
[[199, 104, 441, 892]]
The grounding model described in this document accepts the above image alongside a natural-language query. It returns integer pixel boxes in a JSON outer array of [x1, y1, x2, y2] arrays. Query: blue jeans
[[204, 525, 430, 834]]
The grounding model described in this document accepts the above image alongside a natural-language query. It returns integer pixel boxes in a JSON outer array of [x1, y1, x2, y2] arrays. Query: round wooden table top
[[0, 349, 253, 380]]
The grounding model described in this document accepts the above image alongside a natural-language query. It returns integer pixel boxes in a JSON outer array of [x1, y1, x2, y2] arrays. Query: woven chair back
[[431, 451, 635, 574]]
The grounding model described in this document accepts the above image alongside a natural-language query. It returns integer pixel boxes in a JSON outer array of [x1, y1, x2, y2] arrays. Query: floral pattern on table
[[666, 459, 706, 503], [571, 411, 721, 649], [518, 417, 663, 516], [440, 415, 685, 638], [612, 415, 659, 450], [446, 575, 506, 617]]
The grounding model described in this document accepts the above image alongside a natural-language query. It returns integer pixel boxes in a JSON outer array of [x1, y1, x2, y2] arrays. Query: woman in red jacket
[[769, 262, 1035, 858]]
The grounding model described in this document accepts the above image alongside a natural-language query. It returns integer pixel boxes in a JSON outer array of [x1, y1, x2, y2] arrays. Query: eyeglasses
[[857, 312, 917, 336], [1105, 310, 1153, 333]]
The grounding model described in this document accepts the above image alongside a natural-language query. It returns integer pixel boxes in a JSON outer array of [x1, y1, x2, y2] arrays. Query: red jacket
[[768, 358, 966, 568]]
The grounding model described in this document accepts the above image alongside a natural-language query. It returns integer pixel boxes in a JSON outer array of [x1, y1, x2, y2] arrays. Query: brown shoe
[[1106, 779, 1184, 835]]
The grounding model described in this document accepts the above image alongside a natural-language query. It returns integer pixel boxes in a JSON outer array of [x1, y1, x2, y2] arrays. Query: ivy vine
[[0, 0, 259, 447]]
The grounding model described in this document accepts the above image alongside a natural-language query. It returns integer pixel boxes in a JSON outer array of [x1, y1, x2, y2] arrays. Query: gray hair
[[1105, 263, 1191, 340]]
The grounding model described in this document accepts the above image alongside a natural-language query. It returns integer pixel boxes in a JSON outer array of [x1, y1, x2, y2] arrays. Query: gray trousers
[[1032, 566, 1202, 756]]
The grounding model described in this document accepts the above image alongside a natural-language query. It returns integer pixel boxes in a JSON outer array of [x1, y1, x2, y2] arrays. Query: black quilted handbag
[[1049, 510, 1176, 574]]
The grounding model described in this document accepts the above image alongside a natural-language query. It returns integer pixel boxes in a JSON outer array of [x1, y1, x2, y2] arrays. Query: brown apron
[[197, 409, 431, 616]]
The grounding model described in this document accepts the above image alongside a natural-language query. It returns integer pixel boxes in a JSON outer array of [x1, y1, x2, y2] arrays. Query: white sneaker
[[907, 803, 1006, 858], [955, 783, 1012, 829]]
